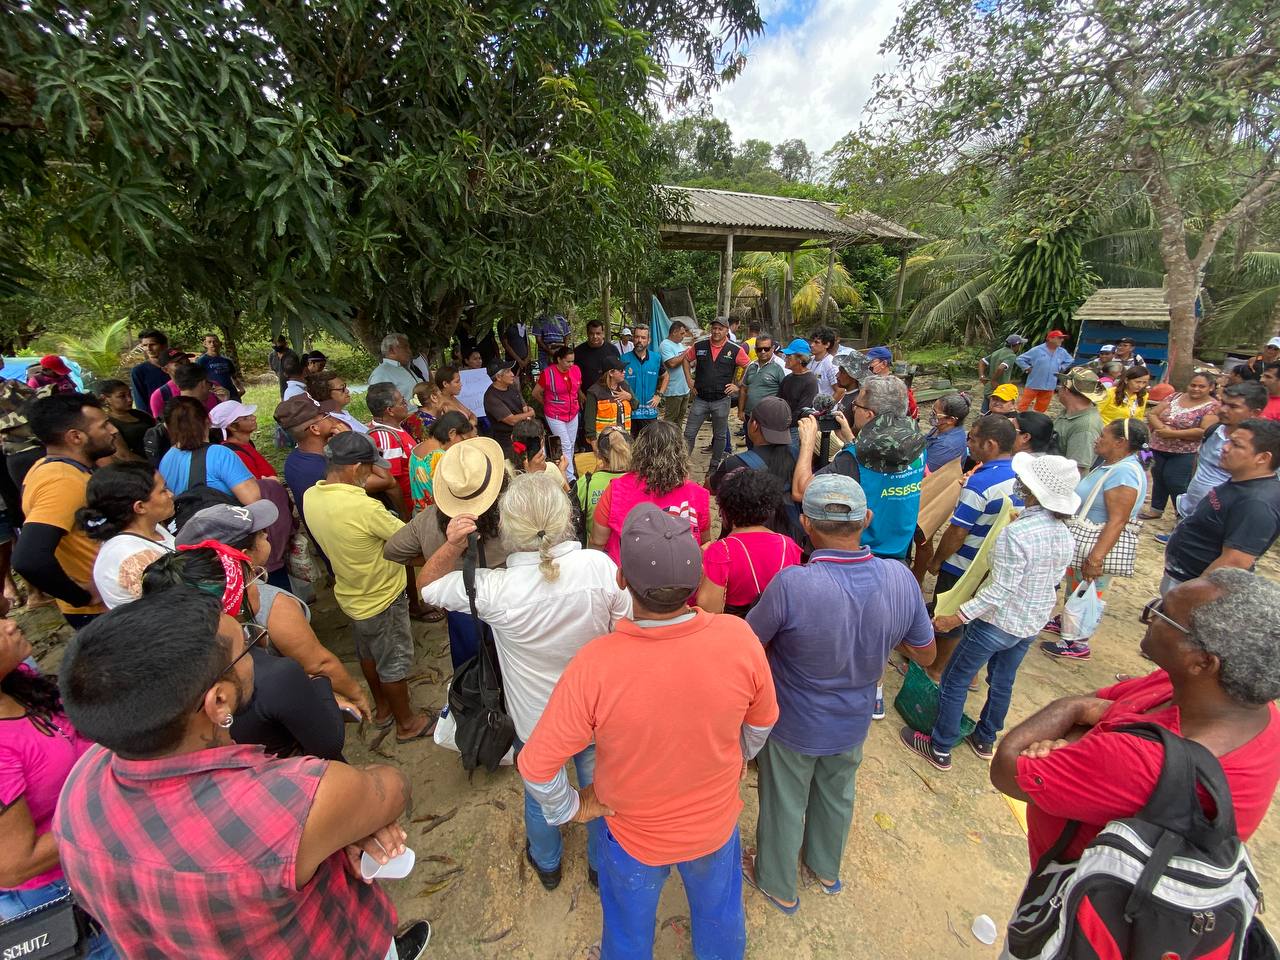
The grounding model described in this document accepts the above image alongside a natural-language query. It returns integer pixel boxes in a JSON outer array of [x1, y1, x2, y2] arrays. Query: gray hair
[[498, 472, 573, 582], [1190, 568, 1280, 705], [366, 381, 400, 417], [380, 333, 408, 357], [859, 375, 908, 417], [936, 392, 972, 422]]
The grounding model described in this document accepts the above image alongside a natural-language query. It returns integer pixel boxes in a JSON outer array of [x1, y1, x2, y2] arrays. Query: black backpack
[[445, 537, 516, 776], [143, 421, 170, 466], [1003, 722, 1273, 960]]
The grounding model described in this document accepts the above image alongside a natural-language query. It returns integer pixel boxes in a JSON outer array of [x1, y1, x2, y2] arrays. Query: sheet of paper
[[457, 368, 491, 418]]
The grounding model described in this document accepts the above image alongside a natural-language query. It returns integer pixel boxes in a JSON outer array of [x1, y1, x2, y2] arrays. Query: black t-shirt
[[574, 341, 621, 393], [818, 446, 861, 483], [230, 648, 345, 760], [778, 371, 819, 426], [709, 444, 801, 540], [483, 383, 526, 450], [109, 410, 156, 459], [1165, 475, 1280, 580]]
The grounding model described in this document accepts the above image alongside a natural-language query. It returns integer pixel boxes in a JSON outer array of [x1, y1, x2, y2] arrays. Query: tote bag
[[1064, 464, 1142, 577]]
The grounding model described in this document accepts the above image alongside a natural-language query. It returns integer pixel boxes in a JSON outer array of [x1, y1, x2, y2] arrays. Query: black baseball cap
[[324, 431, 389, 468], [486, 358, 517, 378]]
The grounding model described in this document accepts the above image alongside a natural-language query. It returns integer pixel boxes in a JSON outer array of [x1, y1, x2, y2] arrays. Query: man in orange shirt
[[518, 503, 777, 959]]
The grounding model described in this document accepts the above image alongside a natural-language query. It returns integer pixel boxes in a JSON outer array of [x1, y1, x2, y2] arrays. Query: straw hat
[[1012, 453, 1081, 515], [433, 437, 505, 518]]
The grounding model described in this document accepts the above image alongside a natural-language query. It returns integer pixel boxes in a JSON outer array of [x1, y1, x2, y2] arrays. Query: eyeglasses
[[193, 623, 267, 713], [331, 385, 350, 394], [1139, 597, 1191, 636]]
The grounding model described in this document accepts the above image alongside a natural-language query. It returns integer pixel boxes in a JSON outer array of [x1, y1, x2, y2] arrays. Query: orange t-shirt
[[517, 610, 777, 866], [20, 458, 104, 615]]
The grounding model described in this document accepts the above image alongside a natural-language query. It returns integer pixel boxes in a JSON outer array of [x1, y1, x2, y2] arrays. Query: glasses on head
[[1139, 597, 1191, 636]]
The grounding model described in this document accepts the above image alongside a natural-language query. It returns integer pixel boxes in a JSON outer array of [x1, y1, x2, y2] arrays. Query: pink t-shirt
[[0, 696, 94, 889], [596, 473, 710, 562], [703, 531, 801, 608]]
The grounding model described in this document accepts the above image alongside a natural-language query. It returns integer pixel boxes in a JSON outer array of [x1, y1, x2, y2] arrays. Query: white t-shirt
[[419, 542, 631, 739], [812, 353, 838, 394], [92, 527, 176, 609]]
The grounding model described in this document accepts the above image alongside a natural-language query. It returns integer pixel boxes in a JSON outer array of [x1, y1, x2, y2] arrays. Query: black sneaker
[[526, 841, 562, 891], [898, 726, 951, 771], [394, 920, 432, 960], [964, 732, 995, 761]]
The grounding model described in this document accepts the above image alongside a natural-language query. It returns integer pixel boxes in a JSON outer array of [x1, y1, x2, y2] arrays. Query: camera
[[800, 394, 839, 432]]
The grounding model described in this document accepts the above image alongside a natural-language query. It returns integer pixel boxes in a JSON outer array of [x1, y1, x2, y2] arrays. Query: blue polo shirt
[[940, 458, 1022, 577], [622, 348, 663, 420], [747, 549, 934, 755], [1014, 343, 1074, 390]]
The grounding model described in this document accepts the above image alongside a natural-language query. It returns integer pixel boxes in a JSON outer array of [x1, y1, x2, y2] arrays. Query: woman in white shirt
[[417, 470, 630, 891], [77, 462, 175, 608]]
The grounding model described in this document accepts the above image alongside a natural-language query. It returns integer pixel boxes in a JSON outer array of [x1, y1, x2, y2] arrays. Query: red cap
[[1047, 330, 1067, 340], [39, 355, 71, 376]]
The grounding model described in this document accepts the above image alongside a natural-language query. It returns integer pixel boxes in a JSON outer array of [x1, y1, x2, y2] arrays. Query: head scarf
[[176, 540, 252, 615]]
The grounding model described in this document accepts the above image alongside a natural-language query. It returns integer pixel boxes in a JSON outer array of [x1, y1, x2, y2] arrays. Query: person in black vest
[[683, 317, 748, 478]]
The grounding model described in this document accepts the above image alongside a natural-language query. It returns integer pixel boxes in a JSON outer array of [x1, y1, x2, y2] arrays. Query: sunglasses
[[757, 346, 773, 353], [1139, 597, 1191, 636]]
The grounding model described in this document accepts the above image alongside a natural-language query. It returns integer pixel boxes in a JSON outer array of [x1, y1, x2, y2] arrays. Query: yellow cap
[[992, 383, 1019, 402]]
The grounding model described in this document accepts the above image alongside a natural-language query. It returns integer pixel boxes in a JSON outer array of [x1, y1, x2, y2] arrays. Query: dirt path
[[19, 412, 1279, 958]]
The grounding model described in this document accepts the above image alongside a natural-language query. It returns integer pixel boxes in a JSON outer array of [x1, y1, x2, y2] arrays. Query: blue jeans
[[599, 824, 745, 960], [931, 619, 1034, 752], [684, 396, 731, 471], [515, 740, 600, 873], [0, 878, 119, 959]]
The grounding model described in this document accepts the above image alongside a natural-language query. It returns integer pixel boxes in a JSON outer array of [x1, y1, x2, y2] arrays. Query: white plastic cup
[[972, 914, 998, 945], [360, 846, 416, 880]]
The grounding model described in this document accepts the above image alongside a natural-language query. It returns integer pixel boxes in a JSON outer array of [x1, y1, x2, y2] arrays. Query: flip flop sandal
[[395, 715, 438, 744], [816, 877, 842, 896], [372, 715, 395, 731], [741, 855, 799, 915]]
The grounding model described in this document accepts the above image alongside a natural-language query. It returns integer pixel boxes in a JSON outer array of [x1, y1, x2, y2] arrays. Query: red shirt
[[225, 440, 277, 478], [368, 420, 415, 505], [1016, 671, 1280, 864], [54, 744, 396, 960], [1263, 394, 1280, 422]]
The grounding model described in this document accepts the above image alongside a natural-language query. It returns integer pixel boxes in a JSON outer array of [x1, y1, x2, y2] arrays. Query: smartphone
[[546, 435, 563, 462]]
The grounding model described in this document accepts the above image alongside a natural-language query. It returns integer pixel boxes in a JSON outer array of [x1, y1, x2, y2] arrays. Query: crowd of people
[[0, 319, 1278, 960]]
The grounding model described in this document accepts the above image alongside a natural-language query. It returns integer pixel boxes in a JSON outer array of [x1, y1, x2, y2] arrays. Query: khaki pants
[[662, 393, 690, 425]]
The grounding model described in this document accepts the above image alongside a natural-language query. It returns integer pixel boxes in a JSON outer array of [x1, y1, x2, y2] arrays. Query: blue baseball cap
[[780, 338, 812, 356], [802, 474, 868, 523], [866, 346, 893, 364]]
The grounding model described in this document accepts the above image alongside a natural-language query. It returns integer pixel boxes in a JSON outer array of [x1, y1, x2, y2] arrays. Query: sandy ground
[[18, 409, 1280, 959]]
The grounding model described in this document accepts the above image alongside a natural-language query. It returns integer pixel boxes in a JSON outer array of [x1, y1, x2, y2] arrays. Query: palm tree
[[29, 317, 135, 381], [732, 249, 861, 330], [897, 236, 1002, 343], [1209, 251, 1280, 344]]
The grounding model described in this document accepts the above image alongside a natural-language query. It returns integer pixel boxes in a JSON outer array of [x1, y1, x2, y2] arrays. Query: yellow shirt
[[1096, 388, 1149, 425], [21, 458, 104, 615], [303, 480, 406, 620]]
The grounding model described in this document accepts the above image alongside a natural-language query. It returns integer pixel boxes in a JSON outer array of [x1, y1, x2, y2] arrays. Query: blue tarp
[[650, 295, 671, 345], [2, 356, 88, 390]]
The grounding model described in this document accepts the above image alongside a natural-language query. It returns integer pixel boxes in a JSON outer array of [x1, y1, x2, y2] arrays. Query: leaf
[[873, 812, 896, 831]]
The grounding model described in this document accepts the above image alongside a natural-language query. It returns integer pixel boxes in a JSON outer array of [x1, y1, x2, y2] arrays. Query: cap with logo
[[274, 395, 324, 431], [802, 474, 868, 523], [176, 501, 280, 547], [324, 431, 390, 469], [749, 397, 793, 446], [39, 355, 71, 377], [161, 347, 188, 365], [1267, 337, 1280, 350], [1100, 344, 1116, 353], [709, 316, 730, 328], [619, 502, 702, 601]]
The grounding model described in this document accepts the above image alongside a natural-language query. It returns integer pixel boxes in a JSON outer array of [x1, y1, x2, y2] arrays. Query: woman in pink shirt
[[590, 420, 710, 561], [697, 468, 801, 616], [0, 618, 117, 958], [533, 346, 582, 483]]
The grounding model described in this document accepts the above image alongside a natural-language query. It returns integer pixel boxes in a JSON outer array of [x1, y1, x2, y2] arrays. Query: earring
[[218, 715, 234, 729]]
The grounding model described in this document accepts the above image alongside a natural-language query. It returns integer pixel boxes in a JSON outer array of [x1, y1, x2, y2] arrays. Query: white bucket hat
[[1012, 452, 1082, 515]]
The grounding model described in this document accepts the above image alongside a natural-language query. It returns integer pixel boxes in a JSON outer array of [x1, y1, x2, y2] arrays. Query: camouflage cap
[[0, 379, 40, 434], [834, 350, 871, 383], [855, 413, 927, 474]]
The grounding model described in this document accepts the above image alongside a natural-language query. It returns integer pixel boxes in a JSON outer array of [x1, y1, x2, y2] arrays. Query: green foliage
[[28, 317, 134, 381], [2, 0, 763, 353], [733, 249, 860, 326], [993, 213, 1099, 342]]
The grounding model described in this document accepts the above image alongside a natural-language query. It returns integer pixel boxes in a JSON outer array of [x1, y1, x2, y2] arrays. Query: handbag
[[1063, 464, 1142, 577], [0, 891, 95, 960]]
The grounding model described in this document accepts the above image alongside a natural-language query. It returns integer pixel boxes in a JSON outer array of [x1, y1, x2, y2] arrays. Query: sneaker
[[525, 841, 562, 891], [1040, 639, 1091, 661], [899, 727, 951, 770], [872, 693, 886, 720], [1154, 532, 1171, 545], [394, 921, 432, 960], [1041, 615, 1061, 635], [964, 732, 995, 761]]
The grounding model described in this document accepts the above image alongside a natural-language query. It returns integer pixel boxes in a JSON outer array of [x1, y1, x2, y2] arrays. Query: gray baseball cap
[[176, 501, 279, 547], [619, 502, 702, 600], [750, 397, 792, 446], [802, 474, 868, 523]]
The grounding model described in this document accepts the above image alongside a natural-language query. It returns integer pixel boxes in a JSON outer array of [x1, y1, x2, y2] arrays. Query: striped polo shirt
[[940, 458, 1022, 577]]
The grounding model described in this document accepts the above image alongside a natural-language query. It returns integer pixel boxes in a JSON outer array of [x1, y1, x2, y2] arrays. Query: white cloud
[[708, 0, 901, 157]]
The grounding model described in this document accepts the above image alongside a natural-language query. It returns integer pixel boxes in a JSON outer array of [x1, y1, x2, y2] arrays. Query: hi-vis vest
[[594, 392, 631, 435]]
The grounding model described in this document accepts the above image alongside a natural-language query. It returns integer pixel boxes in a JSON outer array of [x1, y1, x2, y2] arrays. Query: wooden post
[[722, 233, 735, 322], [715, 252, 724, 318], [782, 251, 795, 339], [823, 245, 837, 323]]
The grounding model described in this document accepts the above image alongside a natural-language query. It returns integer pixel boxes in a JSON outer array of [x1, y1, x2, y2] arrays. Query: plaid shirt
[[959, 506, 1073, 638], [54, 744, 396, 960]]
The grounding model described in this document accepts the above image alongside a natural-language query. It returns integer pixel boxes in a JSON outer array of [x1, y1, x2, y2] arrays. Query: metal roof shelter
[[655, 185, 922, 334], [1074, 287, 1174, 329]]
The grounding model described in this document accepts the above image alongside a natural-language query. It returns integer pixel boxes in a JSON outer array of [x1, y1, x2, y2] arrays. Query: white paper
[[360, 846, 416, 880], [457, 368, 491, 418]]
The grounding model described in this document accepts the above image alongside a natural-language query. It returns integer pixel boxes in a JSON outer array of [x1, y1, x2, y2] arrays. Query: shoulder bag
[[1063, 464, 1142, 577], [0, 890, 99, 960]]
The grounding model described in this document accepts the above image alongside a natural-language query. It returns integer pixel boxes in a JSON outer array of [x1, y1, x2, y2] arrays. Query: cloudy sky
[[705, 0, 902, 157]]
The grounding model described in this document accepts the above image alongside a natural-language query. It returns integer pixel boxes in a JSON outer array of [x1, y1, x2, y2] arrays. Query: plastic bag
[[286, 530, 321, 583], [1061, 580, 1105, 642]]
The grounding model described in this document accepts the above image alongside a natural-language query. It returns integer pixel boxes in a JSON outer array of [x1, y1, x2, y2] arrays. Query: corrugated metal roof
[[1075, 288, 1172, 329], [660, 186, 922, 244]]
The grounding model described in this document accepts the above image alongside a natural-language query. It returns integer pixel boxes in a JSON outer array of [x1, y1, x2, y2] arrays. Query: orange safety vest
[[594, 394, 631, 435]]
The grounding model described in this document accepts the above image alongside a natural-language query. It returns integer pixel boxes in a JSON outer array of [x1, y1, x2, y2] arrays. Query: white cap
[[1100, 344, 1116, 352], [209, 400, 258, 430], [621, 327, 632, 336], [1267, 337, 1280, 350]]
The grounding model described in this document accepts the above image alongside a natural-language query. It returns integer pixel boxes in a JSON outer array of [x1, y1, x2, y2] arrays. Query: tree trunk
[[1147, 178, 1199, 388], [782, 253, 795, 339], [350, 307, 383, 359], [823, 246, 836, 323]]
